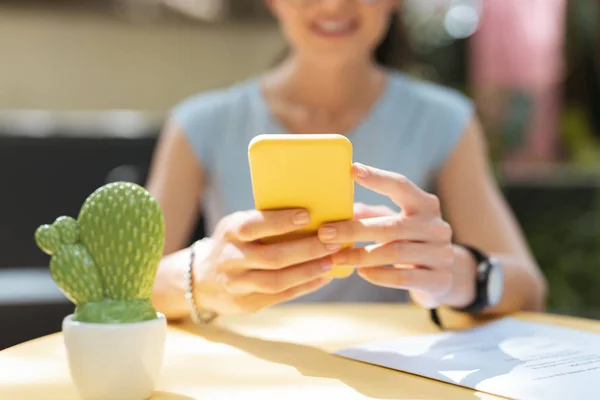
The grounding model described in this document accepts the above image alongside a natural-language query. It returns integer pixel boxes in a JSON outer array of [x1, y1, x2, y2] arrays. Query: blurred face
[[267, 0, 399, 63]]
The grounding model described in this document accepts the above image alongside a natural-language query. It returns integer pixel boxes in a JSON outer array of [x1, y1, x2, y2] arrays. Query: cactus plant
[[34, 182, 165, 324]]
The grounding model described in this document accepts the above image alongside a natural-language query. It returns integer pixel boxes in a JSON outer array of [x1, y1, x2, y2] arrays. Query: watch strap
[[428, 244, 494, 329], [430, 308, 443, 329], [453, 243, 493, 314]]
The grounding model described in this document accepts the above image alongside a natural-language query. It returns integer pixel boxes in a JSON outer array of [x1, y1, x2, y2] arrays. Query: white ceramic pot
[[62, 313, 167, 400]]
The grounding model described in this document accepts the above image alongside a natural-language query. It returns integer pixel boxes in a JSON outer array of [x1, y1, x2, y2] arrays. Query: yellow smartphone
[[248, 133, 354, 279]]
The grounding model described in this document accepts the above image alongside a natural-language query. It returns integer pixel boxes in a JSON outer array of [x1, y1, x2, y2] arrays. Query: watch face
[[487, 258, 504, 306]]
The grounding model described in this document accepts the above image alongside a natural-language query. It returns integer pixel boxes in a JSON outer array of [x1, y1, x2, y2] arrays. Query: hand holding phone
[[248, 133, 355, 278]]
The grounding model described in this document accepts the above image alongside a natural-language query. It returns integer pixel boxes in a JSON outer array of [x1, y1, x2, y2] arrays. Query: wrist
[[440, 244, 477, 309], [186, 238, 219, 324]]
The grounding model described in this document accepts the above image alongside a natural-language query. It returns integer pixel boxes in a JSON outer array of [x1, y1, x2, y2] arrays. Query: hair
[[273, 10, 412, 69], [375, 11, 411, 69]]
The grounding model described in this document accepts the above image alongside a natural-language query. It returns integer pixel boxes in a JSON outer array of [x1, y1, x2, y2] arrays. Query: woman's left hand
[[318, 163, 466, 309]]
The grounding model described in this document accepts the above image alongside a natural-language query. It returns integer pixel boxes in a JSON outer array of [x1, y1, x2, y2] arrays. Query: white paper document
[[336, 317, 600, 399]]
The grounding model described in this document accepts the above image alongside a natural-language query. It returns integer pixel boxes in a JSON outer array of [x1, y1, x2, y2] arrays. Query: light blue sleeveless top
[[171, 70, 473, 304]]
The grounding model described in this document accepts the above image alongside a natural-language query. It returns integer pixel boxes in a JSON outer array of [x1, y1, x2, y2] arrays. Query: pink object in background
[[469, 0, 567, 163]]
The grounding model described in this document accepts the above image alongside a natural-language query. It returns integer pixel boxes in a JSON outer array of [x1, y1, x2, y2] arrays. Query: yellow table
[[1, 304, 600, 400]]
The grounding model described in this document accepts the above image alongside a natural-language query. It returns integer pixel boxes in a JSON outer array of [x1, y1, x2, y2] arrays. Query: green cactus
[[34, 182, 165, 324]]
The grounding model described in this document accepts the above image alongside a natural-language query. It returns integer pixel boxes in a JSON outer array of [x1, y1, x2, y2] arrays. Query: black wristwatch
[[455, 244, 504, 313], [430, 244, 504, 329]]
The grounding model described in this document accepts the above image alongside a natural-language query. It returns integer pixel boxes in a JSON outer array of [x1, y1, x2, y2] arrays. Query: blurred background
[[1, 0, 600, 349]]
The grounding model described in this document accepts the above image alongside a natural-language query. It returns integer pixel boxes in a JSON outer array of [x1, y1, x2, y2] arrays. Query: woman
[[147, 0, 547, 323]]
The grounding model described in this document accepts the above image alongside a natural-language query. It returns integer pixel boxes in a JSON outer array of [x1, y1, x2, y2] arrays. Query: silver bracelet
[[185, 238, 219, 325]]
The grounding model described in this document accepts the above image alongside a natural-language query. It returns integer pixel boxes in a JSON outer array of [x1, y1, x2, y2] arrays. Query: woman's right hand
[[192, 208, 343, 316]]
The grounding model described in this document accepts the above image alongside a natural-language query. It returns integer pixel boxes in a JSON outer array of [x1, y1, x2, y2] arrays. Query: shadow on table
[[179, 323, 492, 400], [151, 391, 196, 399]]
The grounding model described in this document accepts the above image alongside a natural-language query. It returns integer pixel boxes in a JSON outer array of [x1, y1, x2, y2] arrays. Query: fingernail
[[332, 252, 347, 264], [325, 243, 342, 252], [354, 163, 369, 178], [319, 226, 337, 240], [321, 259, 333, 271], [292, 211, 310, 226], [319, 277, 333, 285]]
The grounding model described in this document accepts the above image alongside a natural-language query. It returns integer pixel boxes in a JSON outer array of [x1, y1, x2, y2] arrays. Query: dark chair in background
[[0, 135, 157, 268]]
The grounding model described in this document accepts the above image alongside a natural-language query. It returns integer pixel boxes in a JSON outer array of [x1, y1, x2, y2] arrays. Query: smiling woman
[[146, 0, 547, 325], [275, 0, 402, 64], [272, 1, 409, 69]]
